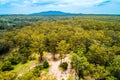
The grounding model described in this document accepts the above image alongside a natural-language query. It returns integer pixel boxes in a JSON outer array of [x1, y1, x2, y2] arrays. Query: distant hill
[[29, 11, 74, 15]]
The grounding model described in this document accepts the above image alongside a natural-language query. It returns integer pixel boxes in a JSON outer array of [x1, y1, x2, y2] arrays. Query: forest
[[0, 15, 120, 80]]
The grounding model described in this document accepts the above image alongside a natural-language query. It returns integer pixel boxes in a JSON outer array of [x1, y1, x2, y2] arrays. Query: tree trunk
[[40, 53, 43, 62], [61, 57, 62, 64], [53, 53, 56, 61], [39, 48, 43, 62], [59, 53, 62, 63]]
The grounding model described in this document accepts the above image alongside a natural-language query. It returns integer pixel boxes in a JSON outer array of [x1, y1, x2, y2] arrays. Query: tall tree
[[56, 40, 70, 63], [30, 33, 46, 62], [47, 30, 59, 60], [71, 53, 89, 79], [110, 55, 120, 79], [88, 41, 109, 65]]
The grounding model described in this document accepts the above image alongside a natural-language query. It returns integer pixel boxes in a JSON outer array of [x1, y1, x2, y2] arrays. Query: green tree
[[56, 40, 70, 63], [47, 30, 59, 60], [0, 71, 16, 80], [30, 34, 46, 62], [86, 64, 109, 79], [88, 41, 109, 65], [110, 55, 120, 79], [71, 53, 89, 79], [8, 52, 19, 65]]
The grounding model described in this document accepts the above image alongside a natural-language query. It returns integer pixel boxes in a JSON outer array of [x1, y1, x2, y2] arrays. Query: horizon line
[[0, 11, 120, 15]]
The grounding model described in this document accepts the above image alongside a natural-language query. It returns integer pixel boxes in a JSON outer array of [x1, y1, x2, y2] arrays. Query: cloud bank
[[0, 0, 120, 14]]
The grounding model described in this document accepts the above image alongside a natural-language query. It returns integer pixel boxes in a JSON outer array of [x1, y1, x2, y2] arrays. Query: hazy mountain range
[[29, 11, 78, 15]]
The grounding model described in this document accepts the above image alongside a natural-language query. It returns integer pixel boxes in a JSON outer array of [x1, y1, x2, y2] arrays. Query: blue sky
[[0, 0, 120, 14]]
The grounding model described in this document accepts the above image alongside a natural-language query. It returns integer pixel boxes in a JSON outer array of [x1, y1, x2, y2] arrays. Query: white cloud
[[1, 0, 120, 14], [57, 0, 107, 6], [0, 0, 108, 7]]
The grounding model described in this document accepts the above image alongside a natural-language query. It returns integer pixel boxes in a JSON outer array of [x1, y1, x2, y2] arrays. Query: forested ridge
[[0, 15, 120, 30], [0, 15, 120, 80]]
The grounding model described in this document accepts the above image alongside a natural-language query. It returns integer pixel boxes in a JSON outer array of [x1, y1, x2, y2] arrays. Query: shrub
[[33, 68, 41, 77], [43, 60, 49, 68], [59, 62, 68, 70], [0, 71, 17, 80], [2, 61, 14, 71], [28, 55, 36, 61], [36, 65, 43, 70], [21, 56, 27, 64], [18, 71, 36, 80], [9, 53, 19, 65], [0, 39, 10, 54]]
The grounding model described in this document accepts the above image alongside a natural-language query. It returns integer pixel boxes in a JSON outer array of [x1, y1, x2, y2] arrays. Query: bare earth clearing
[[45, 53, 75, 80]]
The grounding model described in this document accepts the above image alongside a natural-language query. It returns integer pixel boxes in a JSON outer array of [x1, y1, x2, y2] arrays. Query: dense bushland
[[0, 16, 120, 79]]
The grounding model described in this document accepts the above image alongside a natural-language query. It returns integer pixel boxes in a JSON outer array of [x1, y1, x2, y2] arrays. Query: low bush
[[33, 68, 41, 77], [43, 60, 49, 68], [1, 61, 14, 71], [36, 65, 43, 70], [59, 62, 68, 70], [21, 56, 28, 64]]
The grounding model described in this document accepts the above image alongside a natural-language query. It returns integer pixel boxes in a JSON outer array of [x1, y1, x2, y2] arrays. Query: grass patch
[[11, 60, 38, 73]]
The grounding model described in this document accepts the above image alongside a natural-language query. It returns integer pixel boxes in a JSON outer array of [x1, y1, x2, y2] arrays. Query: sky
[[0, 0, 120, 14]]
